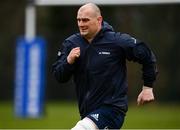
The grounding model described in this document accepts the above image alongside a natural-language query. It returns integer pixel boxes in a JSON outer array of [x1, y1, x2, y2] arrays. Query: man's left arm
[[132, 42, 158, 105], [120, 34, 158, 105]]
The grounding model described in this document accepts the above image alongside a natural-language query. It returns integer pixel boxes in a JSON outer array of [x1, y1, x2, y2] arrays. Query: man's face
[[77, 8, 101, 40]]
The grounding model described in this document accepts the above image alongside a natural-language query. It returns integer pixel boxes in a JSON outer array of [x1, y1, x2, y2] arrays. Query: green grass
[[123, 103, 180, 129], [0, 101, 180, 129]]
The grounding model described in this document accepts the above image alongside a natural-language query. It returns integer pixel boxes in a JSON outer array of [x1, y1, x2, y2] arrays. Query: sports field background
[[0, 1, 180, 129], [0, 101, 180, 129]]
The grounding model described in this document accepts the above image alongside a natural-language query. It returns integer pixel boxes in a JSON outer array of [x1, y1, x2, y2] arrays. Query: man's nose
[[78, 20, 84, 26]]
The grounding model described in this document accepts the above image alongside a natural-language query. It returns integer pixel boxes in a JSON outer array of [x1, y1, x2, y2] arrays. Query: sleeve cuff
[[144, 82, 153, 88], [64, 59, 74, 71]]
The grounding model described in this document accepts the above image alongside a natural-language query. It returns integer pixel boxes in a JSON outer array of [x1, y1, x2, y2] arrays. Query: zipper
[[83, 43, 91, 115]]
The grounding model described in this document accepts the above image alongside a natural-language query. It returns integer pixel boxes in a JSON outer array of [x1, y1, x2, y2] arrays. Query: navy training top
[[52, 21, 158, 118]]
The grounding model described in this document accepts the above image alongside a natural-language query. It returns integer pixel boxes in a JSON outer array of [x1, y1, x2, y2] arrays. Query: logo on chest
[[98, 51, 111, 55]]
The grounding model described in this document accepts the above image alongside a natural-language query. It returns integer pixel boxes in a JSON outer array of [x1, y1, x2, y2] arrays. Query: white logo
[[57, 51, 61, 56], [99, 51, 110, 55], [104, 126, 109, 130], [90, 114, 99, 121], [131, 37, 137, 44]]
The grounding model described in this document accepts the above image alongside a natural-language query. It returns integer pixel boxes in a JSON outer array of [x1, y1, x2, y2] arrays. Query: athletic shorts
[[86, 105, 125, 129]]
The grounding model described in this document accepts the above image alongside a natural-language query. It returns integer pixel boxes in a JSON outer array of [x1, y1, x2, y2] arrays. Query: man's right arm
[[67, 47, 80, 64], [52, 41, 75, 83]]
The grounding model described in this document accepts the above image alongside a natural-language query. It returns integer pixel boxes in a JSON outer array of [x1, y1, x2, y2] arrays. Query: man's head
[[77, 3, 102, 42]]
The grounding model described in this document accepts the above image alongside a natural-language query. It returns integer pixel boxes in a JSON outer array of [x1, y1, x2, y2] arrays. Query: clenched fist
[[67, 47, 80, 64], [137, 86, 155, 106]]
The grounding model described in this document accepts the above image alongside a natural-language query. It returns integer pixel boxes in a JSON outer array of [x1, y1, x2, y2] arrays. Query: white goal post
[[25, 0, 180, 40]]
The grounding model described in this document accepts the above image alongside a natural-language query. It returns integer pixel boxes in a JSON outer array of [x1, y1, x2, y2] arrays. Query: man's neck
[[86, 28, 101, 43], [87, 38, 93, 43]]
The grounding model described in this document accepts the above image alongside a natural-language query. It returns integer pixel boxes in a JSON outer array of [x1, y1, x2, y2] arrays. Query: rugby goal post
[[26, 0, 180, 39]]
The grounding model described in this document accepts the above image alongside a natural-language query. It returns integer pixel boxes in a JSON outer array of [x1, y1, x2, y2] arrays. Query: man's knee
[[71, 117, 98, 130]]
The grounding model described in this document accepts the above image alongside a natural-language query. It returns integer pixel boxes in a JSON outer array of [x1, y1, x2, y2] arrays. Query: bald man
[[52, 3, 158, 130]]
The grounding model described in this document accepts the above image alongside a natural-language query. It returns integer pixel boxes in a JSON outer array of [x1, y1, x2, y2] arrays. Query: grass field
[[0, 101, 180, 129]]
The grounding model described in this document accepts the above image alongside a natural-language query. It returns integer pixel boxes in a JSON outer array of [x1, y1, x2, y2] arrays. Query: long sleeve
[[121, 34, 158, 87], [52, 40, 75, 83], [132, 42, 158, 87]]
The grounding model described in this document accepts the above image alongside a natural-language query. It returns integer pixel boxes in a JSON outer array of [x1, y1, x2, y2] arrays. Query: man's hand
[[137, 86, 155, 106], [67, 47, 80, 64]]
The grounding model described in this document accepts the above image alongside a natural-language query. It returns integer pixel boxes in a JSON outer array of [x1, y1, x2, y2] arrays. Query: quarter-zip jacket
[[52, 22, 158, 118]]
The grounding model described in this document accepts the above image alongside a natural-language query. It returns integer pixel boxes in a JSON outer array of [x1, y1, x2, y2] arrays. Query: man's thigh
[[71, 117, 98, 130]]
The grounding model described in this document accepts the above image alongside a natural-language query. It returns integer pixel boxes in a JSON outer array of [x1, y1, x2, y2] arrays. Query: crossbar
[[35, 0, 180, 6]]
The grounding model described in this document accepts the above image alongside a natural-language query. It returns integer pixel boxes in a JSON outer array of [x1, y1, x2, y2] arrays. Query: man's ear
[[98, 16, 103, 24]]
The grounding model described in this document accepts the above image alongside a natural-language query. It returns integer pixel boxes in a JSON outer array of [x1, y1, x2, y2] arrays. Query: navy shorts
[[86, 105, 125, 129]]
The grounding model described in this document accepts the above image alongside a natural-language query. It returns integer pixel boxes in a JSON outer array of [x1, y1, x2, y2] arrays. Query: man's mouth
[[80, 27, 88, 32], [81, 29, 86, 31]]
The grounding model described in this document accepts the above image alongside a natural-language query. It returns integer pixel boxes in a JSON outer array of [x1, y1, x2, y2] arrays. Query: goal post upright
[[25, 0, 36, 41]]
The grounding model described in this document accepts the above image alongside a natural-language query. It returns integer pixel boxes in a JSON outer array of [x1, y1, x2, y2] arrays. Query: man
[[52, 3, 158, 130]]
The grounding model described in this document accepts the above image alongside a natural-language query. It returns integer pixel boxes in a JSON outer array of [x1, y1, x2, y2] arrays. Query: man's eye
[[77, 18, 90, 22], [82, 18, 89, 22], [77, 19, 81, 22]]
